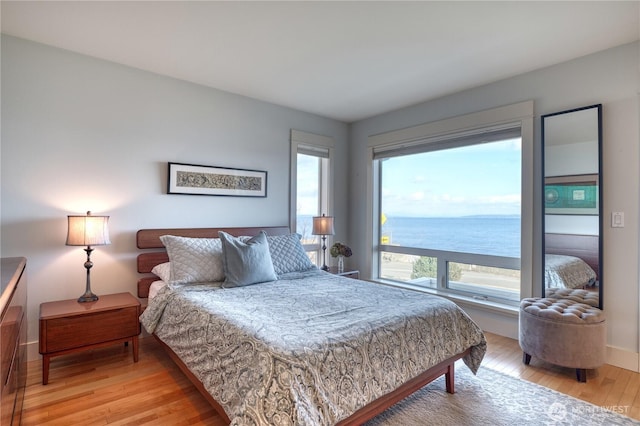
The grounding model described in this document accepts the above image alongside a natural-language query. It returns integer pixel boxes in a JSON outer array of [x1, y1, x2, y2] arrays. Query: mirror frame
[[541, 104, 603, 309]]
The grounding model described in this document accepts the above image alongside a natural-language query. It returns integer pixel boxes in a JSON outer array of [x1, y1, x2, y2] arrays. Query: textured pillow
[[219, 231, 277, 288], [151, 262, 171, 282], [267, 233, 316, 275], [159, 235, 224, 284]]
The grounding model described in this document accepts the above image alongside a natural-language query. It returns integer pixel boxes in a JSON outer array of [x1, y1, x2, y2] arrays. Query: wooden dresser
[[0, 257, 27, 425]]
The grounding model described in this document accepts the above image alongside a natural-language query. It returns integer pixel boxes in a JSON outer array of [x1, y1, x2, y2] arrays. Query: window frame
[[376, 139, 523, 303], [367, 101, 534, 305], [290, 130, 335, 263]]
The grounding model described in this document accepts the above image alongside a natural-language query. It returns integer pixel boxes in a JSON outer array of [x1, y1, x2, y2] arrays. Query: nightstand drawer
[[43, 306, 138, 353]]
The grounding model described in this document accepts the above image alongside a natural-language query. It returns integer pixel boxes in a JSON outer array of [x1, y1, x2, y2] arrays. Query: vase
[[337, 255, 345, 273]]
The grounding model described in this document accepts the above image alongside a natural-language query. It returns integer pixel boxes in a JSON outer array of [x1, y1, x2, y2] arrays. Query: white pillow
[[151, 262, 171, 282], [159, 235, 225, 284], [148, 280, 167, 300]]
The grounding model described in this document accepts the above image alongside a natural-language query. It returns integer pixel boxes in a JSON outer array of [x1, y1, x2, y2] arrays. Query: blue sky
[[296, 154, 321, 215], [381, 138, 522, 217], [296, 138, 522, 218]]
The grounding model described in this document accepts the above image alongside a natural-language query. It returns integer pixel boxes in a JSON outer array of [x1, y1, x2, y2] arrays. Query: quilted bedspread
[[140, 270, 486, 426], [545, 254, 597, 289]]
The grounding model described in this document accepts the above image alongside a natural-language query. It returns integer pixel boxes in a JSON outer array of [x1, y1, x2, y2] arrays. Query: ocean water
[[382, 216, 520, 258], [297, 215, 521, 258]]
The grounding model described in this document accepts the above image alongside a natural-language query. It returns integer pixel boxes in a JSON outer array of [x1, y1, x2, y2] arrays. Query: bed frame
[[136, 226, 471, 425]]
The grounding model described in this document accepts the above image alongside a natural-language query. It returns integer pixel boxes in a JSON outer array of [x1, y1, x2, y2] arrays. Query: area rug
[[366, 364, 639, 425]]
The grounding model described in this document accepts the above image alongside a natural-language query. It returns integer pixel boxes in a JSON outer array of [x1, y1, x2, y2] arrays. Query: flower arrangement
[[330, 242, 352, 258]]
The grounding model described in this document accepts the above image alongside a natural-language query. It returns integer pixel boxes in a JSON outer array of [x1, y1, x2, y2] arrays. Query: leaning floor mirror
[[541, 104, 603, 309]]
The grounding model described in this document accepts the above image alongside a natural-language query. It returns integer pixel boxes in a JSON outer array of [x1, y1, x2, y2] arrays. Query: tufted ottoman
[[519, 297, 606, 382], [543, 288, 600, 307]]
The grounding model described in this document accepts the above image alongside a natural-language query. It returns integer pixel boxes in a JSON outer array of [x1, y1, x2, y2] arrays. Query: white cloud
[[410, 191, 424, 201]]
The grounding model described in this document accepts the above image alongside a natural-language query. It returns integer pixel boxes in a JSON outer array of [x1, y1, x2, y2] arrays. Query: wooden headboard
[[136, 226, 290, 298], [545, 233, 600, 280]]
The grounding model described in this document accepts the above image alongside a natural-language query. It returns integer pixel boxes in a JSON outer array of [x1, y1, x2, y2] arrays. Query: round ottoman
[[543, 288, 600, 307], [519, 297, 606, 382]]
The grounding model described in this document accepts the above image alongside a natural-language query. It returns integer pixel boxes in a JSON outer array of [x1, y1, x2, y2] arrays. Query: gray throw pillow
[[267, 234, 316, 275], [219, 230, 277, 288]]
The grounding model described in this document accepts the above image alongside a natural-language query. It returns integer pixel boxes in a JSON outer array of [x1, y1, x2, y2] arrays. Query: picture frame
[[544, 174, 598, 215], [167, 162, 267, 197]]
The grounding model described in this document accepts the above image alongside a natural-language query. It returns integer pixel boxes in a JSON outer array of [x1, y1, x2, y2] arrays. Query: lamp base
[[78, 292, 99, 303], [320, 236, 330, 271], [78, 246, 99, 303]]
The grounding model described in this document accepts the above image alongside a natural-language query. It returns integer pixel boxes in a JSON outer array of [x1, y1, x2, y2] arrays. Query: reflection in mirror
[[542, 104, 602, 309]]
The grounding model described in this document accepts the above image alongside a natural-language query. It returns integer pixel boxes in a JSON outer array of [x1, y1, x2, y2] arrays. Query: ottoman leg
[[523, 352, 531, 365], [576, 368, 587, 383]]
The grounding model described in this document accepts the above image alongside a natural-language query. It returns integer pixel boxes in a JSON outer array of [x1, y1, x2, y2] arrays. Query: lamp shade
[[312, 214, 335, 236], [66, 211, 111, 247]]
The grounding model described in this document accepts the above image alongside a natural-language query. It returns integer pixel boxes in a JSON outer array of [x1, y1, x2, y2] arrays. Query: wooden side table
[[328, 267, 359, 279], [39, 292, 140, 385]]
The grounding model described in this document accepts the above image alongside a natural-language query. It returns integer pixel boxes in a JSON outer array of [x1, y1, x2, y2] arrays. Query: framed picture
[[544, 174, 598, 215], [167, 162, 267, 197]]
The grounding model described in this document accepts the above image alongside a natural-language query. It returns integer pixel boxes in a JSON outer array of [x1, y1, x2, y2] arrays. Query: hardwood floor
[[22, 332, 640, 425]]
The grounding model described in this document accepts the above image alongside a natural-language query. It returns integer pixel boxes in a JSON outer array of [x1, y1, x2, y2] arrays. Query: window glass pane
[[448, 262, 520, 301], [380, 139, 521, 257], [379, 137, 521, 302], [296, 153, 320, 245], [380, 251, 437, 289]]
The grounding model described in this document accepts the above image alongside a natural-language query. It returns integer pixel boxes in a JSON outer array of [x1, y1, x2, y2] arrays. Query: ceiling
[[2, 1, 638, 123]]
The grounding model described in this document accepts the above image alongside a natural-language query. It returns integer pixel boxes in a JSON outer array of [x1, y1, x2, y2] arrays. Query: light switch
[[612, 212, 624, 228]]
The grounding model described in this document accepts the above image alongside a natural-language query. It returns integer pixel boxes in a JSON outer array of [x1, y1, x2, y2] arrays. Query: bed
[[544, 254, 597, 289], [544, 233, 599, 289], [137, 226, 486, 426]]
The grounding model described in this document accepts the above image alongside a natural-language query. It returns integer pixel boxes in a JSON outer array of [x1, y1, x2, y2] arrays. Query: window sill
[[371, 279, 520, 318]]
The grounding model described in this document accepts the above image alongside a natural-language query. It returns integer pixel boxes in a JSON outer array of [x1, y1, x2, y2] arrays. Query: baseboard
[[26, 340, 39, 363], [461, 305, 640, 372], [606, 345, 640, 372]]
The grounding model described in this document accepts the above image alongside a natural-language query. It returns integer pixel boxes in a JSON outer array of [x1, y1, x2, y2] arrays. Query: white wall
[[349, 42, 640, 371], [0, 35, 350, 359]]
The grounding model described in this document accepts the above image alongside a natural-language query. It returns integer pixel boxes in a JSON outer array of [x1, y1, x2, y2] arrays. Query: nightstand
[[39, 292, 141, 385], [328, 266, 359, 279]]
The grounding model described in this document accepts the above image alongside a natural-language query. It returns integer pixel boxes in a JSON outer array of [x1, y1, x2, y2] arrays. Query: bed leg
[[445, 363, 455, 394]]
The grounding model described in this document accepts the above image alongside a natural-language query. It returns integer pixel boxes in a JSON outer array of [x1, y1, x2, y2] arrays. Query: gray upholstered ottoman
[[543, 288, 600, 307], [519, 297, 606, 382]]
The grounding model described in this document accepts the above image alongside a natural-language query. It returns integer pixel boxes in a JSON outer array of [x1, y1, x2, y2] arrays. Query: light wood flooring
[[21, 332, 640, 425]]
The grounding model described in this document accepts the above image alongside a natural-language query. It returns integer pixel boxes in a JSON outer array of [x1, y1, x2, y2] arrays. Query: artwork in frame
[[167, 162, 267, 197], [544, 174, 598, 215]]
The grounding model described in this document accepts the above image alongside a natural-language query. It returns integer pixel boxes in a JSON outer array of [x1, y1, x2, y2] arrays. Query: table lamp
[[312, 214, 334, 271], [66, 211, 111, 302]]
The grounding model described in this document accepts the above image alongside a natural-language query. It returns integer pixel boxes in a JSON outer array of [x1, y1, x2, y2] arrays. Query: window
[[377, 135, 521, 302], [290, 130, 334, 265], [370, 102, 534, 305]]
